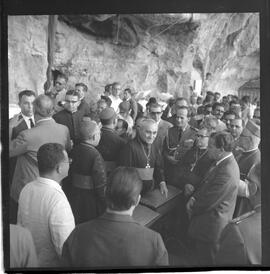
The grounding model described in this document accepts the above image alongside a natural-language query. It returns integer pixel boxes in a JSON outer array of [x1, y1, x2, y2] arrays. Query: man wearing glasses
[[53, 90, 85, 145], [211, 102, 227, 132]]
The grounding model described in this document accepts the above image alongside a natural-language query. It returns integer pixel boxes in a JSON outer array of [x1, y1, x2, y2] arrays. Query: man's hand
[[186, 196, 195, 218], [184, 184, 195, 196], [159, 181, 168, 198]]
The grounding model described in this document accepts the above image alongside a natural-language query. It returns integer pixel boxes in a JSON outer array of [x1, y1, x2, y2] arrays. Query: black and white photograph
[[2, 0, 270, 271]]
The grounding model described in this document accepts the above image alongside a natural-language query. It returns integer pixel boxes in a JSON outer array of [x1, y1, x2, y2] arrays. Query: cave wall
[[8, 13, 259, 105]]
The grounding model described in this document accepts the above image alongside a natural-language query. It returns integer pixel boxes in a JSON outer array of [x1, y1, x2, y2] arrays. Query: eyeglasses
[[196, 134, 209, 138], [150, 112, 162, 115]]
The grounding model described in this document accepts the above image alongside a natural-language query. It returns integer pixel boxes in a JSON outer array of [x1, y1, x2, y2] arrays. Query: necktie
[[29, 118, 35, 128]]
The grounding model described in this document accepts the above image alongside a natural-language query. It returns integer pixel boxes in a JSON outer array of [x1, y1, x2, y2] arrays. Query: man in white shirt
[[109, 82, 122, 113], [17, 143, 75, 267]]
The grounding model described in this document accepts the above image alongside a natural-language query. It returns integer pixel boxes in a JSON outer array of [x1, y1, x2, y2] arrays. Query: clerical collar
[[215, 153, 233, 166], [243, 147, 258, 153]]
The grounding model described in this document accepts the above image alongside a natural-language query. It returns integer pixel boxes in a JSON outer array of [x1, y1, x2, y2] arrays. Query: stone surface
[[8, 13, 260, 105]]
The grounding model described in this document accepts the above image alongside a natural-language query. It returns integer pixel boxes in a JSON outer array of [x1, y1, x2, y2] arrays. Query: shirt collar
[[36, 117, 53, 124], [243, 147, 258, 153], [37, 176, 63, 192], [21, 112, 34, 121], [216, 152, 233, 166]]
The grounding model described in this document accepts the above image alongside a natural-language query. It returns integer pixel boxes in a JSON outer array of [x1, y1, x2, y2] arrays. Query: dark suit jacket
[[97, 127, 126, 162], [188, 154, 239, 244], [62, 212, 168, 267], [9, 115, 29, 184], [10, 119, 71, 202], [216, 208, 261, 265]]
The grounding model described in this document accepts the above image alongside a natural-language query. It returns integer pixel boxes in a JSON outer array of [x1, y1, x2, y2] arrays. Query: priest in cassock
[[118, 118, 168, 197]]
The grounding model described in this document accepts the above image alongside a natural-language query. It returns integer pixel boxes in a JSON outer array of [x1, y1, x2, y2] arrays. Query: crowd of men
[[8, 72, 261, 268]]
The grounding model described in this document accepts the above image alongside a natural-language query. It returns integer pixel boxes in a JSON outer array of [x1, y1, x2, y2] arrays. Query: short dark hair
[[118, 119, 128, 131], [223, 110, 236, 117], [37, 143, 65, 174], [146, 97, 157, 107], [33, 95, 54, 118], [75, 83, 88, 92], [100, 95, 112, 107], [56, 73, 68, 82], [214, 92, 221, 96], [229, 100, 240, 107], [176, 106, 190, 117], [18, 90, 36, 102], [105, 167, 142, 211], [212, 102, 224, 110], [124, 88, 132, 95], [210, 131, 234, 152], [65, 89, 80, 98], [175, 97, 188, 105], [241, 95, 251, 104], [112, 82, 120, 89]]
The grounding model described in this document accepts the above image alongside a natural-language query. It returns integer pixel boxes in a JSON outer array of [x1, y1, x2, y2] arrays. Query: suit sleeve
[[192, 167, 236, 215], [215, 223, 249, 265], [92, 152, 107, 213], [154, 233, 169, 265], [9, 131, 28, 158]]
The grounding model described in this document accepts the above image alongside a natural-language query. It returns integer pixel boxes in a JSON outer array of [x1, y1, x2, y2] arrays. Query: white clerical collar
[[243, 147, 258, 153], [216, 153, 233, 166]]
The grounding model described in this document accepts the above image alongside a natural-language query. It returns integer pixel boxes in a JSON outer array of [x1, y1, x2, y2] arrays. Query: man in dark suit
[[96, 107, 126, 174], [186, 131, 239, 266], [9, 95, 71, 222], [216, 163, 261, 265], [62, 167, 169, 267], [9, 90, 36, 190]]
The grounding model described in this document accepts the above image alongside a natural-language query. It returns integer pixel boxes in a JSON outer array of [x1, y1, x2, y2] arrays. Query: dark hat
[[119, 101, 130, 112], [99, 107, 116, 120], [244, 119, 260, 138]]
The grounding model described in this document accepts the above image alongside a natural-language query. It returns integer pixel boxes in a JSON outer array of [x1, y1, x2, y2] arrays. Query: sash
[[72, 174, 94, 190], [136, 168, 154, 181]]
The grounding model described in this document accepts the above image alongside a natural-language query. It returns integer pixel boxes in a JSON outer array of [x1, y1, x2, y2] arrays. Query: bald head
[[33, 94, 54, 119], [80, 119, 100, 146]]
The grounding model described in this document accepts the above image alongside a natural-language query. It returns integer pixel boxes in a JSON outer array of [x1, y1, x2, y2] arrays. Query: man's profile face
[[65, 95, 80, 113], [149, 106, 162, 123], [139, 122, 158, 145], [175, 108, 189, 129], [19, 95, 35, 117], [230, 119, 243, 139], [55, 77, 67, 92]]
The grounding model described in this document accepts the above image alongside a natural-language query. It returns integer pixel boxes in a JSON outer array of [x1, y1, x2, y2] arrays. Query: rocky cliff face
[[8, 13, 259, 104]]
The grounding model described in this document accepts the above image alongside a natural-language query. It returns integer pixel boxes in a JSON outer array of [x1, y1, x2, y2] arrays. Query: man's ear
[[56, 163, 61, 174], [135, 194, 141, 207]]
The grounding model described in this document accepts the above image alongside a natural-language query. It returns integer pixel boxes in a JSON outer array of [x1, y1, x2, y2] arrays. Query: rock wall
[[8, 13, 259, 105]]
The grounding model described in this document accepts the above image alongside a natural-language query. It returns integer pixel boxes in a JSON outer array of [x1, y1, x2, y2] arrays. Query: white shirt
[[21, 113, 35, 129], [109, 95, 122, 113], [17, 177, 75, 267]]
